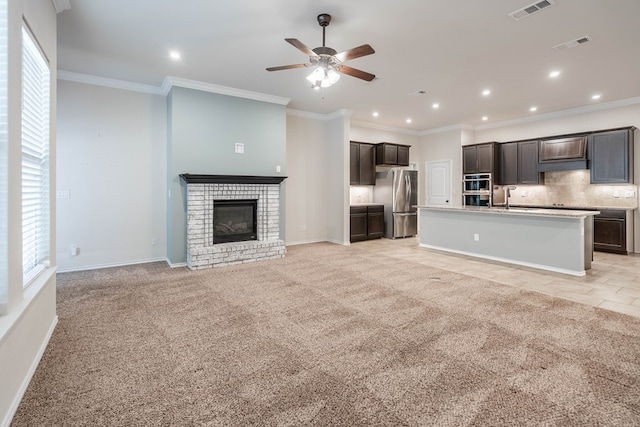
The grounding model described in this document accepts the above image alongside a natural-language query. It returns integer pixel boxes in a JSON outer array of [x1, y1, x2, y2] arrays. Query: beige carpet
[[12, 242, 640, 426]]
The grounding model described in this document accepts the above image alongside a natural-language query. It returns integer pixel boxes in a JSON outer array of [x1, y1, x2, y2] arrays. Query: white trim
[[285, 239, 327, 246], [286, 108, 353, 122], [1, 315, 57, 427], [419, 243, 586, 277], [326, 109, 353, 120], [162, 76, 290, 105], [286, 109, 328, 121], [476, 96, 640, 131], [350, 119, 422, 136], [167, 261, 188, 268], [57, 70, 165, 95], [51, 0, 70, 13], [56, 257, 168, 273], [419, 123, 475, 136]]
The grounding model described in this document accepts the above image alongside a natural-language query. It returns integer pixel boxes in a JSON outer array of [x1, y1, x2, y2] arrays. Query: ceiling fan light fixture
[[306, 64, 340, 89]]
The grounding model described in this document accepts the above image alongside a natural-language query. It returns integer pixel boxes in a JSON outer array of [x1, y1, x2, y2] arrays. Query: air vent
[[509, 0, 556, 21], [553, 36, 591, 50]]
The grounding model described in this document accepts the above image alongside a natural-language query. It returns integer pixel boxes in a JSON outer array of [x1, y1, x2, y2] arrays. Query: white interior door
[[425, 160, 452, 206]]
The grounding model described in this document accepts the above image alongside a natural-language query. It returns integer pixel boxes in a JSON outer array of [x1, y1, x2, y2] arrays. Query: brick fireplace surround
[[180, 174, 287, 269]]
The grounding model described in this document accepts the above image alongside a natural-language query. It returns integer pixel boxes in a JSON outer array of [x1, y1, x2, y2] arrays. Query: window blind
[[21, 25, 50, 286]]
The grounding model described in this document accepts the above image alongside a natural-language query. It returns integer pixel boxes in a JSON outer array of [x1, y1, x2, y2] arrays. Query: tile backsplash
[[350, 186, 373, 204], [499, 170, 638, 209]]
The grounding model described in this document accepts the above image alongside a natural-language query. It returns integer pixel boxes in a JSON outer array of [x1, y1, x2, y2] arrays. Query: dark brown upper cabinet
[[589, 128, 634, 184], [518, 140, 541, 184], [463, 142, 497, 174], [350, 141, 376, 185], [375, 143, 410, 166], [498, 141, 540, 185], [538, 136, 587, 172]]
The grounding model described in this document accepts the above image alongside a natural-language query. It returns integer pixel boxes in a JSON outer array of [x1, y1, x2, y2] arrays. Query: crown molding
[[287, 109, 353, 122], [350, 120, 422, 136], [57, 71, 291, 106], [476, 96, 640, 131], [286, 109, 327, 120], [51, 0, 71, 13], [57, 70, 165, 95], [418, 123, 475, 136], [162, 77, 290, 106]]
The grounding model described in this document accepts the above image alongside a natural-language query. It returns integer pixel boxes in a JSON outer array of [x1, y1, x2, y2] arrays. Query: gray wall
[[167, 87, 287, 264]]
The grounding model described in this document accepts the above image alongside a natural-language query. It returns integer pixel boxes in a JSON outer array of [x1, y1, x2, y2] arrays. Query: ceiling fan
[[266, 13, 376, 89]]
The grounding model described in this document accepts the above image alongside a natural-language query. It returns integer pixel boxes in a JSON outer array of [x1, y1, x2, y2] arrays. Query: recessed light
[[482, 89, 491, 96], [406, 118, 412, 124], [549, 70, 561, 78], [591, 94, 601, 100], [529, 106, 538, 112], [482, 116, 488, 121], [432, 103, 440, 109], [169, 50, 181, 60], [372, 111, 379, 117]]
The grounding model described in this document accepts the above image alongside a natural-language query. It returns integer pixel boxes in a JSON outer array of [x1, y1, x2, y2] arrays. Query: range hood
[[538, 136, 588, 172]]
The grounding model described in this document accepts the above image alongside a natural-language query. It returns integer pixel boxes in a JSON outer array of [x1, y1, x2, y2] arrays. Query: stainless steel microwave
[[463, 173, 491, 192]]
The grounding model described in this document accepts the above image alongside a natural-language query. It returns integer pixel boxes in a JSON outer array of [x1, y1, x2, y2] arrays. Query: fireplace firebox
[[213, 199, 258, 244]]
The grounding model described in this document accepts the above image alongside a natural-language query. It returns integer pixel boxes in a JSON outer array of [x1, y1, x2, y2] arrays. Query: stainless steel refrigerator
[[374, 168, 418, 238]]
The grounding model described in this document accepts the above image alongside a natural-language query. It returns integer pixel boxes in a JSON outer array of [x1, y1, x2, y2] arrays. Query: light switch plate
[[234, 143, 244, 154]]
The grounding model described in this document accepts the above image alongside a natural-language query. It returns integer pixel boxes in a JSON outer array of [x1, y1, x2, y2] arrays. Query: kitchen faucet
[[505, 186, 516, 209]]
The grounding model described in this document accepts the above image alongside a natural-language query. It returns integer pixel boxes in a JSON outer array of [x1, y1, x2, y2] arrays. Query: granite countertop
[[416, 205, 600, 218], [496, 203, 637, 211]]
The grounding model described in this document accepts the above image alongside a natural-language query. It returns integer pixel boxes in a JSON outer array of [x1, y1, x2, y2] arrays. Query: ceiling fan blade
[[266, 64, 308, 72], [337, 65, 376, 82], [285, 38, 319, 57], [334, 44, 375, 63]]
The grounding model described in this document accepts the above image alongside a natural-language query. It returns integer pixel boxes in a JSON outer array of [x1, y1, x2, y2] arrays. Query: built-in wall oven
[[462, 173, 493, 207]]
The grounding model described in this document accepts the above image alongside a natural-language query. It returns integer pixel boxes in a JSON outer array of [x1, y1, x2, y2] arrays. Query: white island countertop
[[416, 205, 600, 217]]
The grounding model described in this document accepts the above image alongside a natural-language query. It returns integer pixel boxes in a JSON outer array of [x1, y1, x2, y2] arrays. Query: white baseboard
[[56, 257, 168, 273], [285, 239, 327, 246]]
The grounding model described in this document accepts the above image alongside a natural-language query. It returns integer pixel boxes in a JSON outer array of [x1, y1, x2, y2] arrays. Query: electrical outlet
[[70, 244, 78, 257], [474, 233, 479, 242], [151, 237, 158, 246], [276, 165, 281, 173], [234, 143, 244, 154], [625, 190, 636, 198]]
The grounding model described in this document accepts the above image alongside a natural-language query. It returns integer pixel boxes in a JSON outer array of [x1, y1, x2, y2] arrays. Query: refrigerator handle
[[405, 175, 411, 211]]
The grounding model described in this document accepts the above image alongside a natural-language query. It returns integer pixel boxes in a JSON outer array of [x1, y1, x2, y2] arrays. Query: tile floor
[[359, 236, 640, 319]]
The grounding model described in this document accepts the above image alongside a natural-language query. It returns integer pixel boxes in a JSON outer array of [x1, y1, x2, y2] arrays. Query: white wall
[[285, 114, 328, 245], [325, 113, 350, 244], [56, 80, 167, 272], [0, 1, 58, 425]]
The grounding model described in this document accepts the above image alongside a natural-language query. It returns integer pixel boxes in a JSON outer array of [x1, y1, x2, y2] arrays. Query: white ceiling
[[56, 0, 640, 132]]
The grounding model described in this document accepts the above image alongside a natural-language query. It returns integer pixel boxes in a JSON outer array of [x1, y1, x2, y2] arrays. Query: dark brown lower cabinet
[[593, 210, 627, 254], [350, 205, 384, 242]]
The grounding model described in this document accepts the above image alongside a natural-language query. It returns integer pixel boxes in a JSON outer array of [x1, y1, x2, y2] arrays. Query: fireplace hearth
[[180, 174, 287, 269]]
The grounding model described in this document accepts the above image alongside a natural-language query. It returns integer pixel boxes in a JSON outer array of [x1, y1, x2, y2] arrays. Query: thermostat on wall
[[235, 143, 244, 154]]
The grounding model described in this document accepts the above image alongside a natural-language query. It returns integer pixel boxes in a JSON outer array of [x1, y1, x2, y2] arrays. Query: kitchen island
[[417, 206, 600, 276]]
